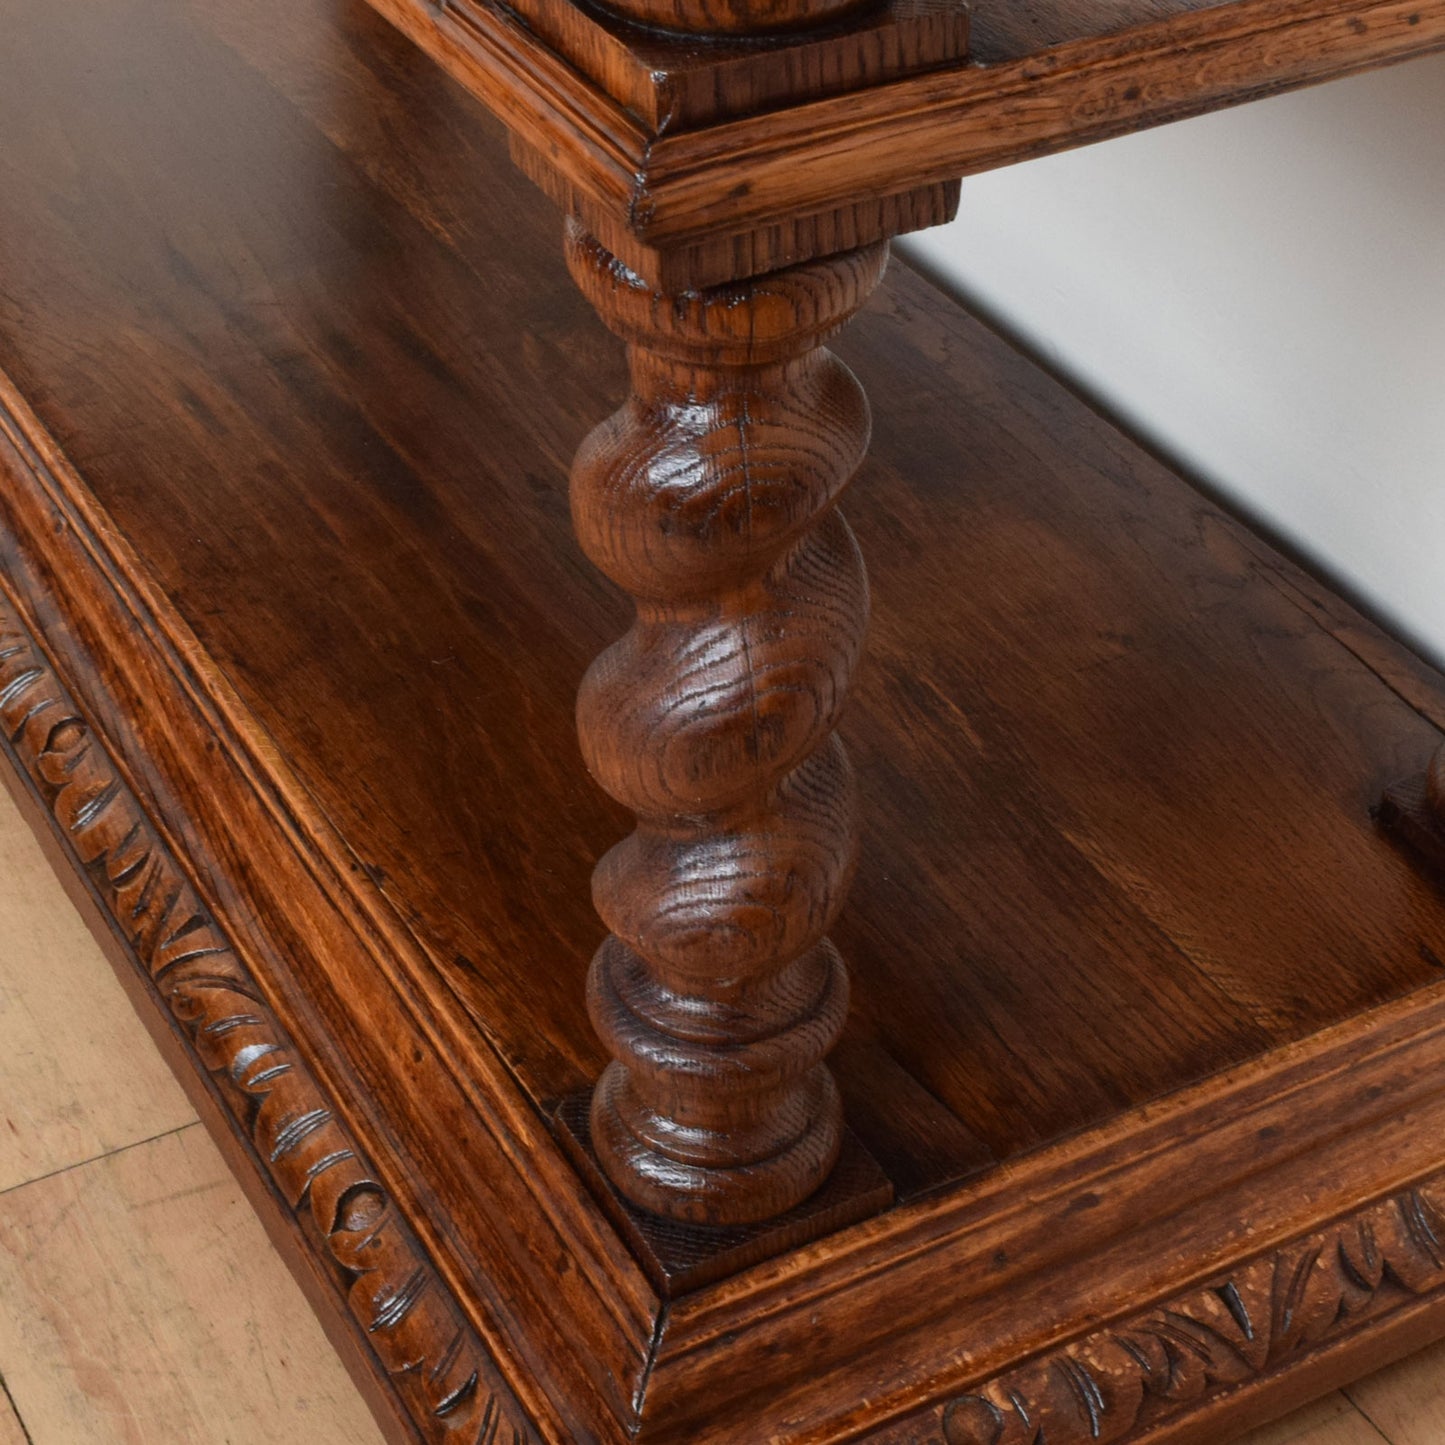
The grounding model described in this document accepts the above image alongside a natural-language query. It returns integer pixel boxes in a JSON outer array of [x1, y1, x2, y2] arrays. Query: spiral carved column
[[564, 220, 888, 1227]]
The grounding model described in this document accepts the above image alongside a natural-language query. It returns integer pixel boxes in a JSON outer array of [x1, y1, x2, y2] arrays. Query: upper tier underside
[[358, 0, 1445, 283]]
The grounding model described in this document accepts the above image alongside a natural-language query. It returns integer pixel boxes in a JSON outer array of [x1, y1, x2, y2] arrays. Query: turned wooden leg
[[563, 221, 888, 1227]]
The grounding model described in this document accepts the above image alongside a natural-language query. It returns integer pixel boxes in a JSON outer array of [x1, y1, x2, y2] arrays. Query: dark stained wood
[[584, 0, 869, 37], [6, 0, 1445, 1438], [647, 983, 1445, 1440], [508, 133, 964, 291], [969, 0, 1245, 62], [0, 600, 536, 1445], [637, 0, 1445, 256], [1382, 749, 1445, 874], [556, 1096, 892, 1292], [565, 224, 891, 1225]]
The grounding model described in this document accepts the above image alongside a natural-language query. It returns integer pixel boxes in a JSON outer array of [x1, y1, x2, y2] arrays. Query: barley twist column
[[565, 220, 888, 1226]]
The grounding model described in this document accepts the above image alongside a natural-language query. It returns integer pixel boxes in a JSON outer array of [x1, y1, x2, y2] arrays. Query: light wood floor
[[2, 783, 1445, 1444]]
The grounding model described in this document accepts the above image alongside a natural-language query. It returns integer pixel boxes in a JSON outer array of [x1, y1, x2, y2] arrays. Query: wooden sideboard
[[3, 0, 1445, 1439]]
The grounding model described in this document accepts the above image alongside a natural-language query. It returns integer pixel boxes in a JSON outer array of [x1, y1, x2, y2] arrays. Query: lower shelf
[[5, 0, 1445, 1437]]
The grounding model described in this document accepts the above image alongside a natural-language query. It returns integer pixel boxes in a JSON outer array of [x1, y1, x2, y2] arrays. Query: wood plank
[[971, 0, 1248, 62], [0, 752, 194, 1194], [8, 0, 1445, 1436], [0, 835, 1413, 1445], [831, 264, 1445, 1151], [638, 0, 1445, 249], [0, 1393, 26, 1445], [353, 0, 1445, 283], [0, 1127, 386, 1445]]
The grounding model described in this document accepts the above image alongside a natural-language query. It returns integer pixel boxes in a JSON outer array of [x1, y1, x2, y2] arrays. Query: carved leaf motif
[[0, 605, 536, 1445], [941, 1188, 1445, 1445]]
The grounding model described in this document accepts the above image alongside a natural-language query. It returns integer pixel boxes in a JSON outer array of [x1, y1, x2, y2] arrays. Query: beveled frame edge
[[876, 1173, 1445, 1444], [642, 967, 1445, 1439], [0, 374, 658, 1444]]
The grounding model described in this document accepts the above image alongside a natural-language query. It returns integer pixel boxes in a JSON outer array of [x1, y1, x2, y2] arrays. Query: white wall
[[900, 52, 1445, 662]]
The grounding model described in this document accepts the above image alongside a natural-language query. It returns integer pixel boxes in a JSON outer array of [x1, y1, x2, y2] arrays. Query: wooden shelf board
[[971, 0, 1354, 64]]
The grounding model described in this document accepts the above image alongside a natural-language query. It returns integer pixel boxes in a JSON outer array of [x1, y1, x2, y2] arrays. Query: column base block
[[554, 1093, 894, 1294]]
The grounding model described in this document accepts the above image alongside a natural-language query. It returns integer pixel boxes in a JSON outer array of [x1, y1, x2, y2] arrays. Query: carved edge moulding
[[0, 373, 647, 1444], [0, 570, 536, 1444], [11, 326, 1445, 1442], [10, 524, 1445, 1445]]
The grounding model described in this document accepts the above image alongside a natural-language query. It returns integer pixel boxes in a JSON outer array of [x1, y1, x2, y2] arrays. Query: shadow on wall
[[901, 51, 1445, 665]]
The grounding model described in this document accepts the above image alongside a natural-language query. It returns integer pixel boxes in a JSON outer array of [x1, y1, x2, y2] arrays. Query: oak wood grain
[[0, 784, 1428, 1445], [566, 225, 888, 1225], [635, 0, 1445, 254], [6, 0, 1445, 1205], [492, 0, 970, 129], [6, 0, 1445, 1436], [969, 0, 1259, 61], [583, 0, 869, 38]]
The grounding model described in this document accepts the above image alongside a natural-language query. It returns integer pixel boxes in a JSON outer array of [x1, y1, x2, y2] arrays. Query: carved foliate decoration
[[0, 599, 537, 1445], [941, 1187, 1445, 1445]]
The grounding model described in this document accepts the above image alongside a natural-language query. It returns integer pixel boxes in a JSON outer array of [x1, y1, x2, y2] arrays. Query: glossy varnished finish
[[7, 0, 1445, 1438], [1382, 748, 1445, 874], [566, 224, 887, 1224], [587, 0, 869, 37], [0, 592, 535, 1444], [7, 0, 1445, 1219], [494, 0, 970, 129]]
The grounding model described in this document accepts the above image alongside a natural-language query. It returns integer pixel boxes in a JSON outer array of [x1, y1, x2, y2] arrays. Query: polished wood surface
[[5, 0, 1445, 1436], [8, 0, 1445, 1198], [497, 0, 970, 129], [1383, 747, 1445, 874], [4, 773, 1444, 1445], [566, 227, 889, 1224], [379, 0, 1445, 1252], [587, 0, 867, 39], [8, 0, 1445, 1208]]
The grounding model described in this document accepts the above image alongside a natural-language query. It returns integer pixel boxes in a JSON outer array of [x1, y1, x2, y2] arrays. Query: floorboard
[[0, 775, 194, 1194], [0, 787, 387, 1445]]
